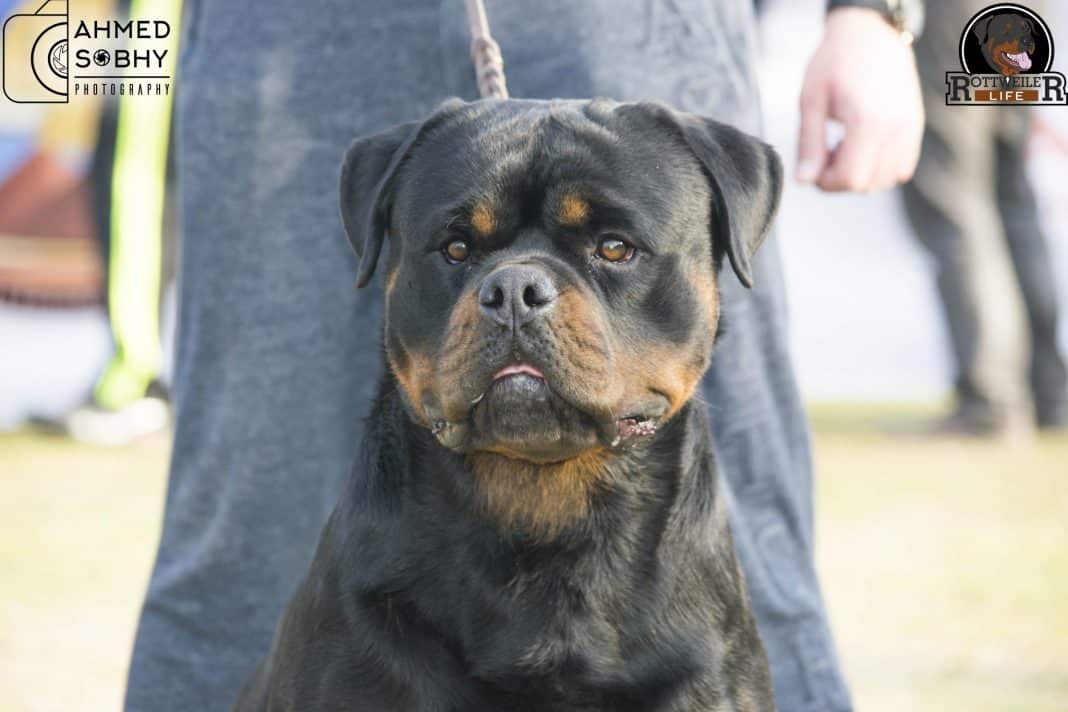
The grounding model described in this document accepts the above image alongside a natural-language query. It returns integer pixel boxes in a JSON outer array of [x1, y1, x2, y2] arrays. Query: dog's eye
[[443, 239, 470, 264], [595, 235, 635, 263]]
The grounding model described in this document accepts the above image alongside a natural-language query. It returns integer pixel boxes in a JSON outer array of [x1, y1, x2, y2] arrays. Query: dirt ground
[[1, 404, 1066, 711]]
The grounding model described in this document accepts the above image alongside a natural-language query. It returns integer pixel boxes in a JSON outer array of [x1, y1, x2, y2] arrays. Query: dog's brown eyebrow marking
[[558, 193, 590, 226], [469, 202, 497, 237]]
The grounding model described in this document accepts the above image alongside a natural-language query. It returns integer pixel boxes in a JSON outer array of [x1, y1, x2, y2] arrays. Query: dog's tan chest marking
[[467, 450, 609, 537]]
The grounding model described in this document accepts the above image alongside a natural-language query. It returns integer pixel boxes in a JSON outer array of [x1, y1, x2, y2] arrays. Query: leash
[[465, 0, 509, 99]]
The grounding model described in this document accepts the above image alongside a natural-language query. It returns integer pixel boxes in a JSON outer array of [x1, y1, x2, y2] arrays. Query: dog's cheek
[[616, 272, 716, 419], [542, 289, 620, 409], [688, 264, 721, 345], [636, 255, 705, 347], [385, 268, 450, 425], [615, 341, 709, 420], [384, 330, 432, 425], [436, 293, 489, 418]]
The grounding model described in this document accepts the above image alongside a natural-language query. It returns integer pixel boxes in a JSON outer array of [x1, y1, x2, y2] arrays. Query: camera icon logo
[[3, 1, 69, 103]]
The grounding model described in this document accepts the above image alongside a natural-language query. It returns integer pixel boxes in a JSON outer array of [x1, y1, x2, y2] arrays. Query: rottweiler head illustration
[[974, 12, 1036, 76]]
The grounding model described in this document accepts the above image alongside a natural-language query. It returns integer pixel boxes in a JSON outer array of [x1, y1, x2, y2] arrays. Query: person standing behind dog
[[902, 0, 1067, 436], [123, 2, 923, 711]]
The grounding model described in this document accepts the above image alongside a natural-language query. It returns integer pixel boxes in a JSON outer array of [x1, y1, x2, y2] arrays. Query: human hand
[[796, 7, 924, 192]]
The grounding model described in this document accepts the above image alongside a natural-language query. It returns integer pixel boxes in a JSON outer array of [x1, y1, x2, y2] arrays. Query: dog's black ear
[[624, 102, 782, 288], [339, 99, 465, 288], [339, 120, 421, 287], [973, 16, 995, 43]]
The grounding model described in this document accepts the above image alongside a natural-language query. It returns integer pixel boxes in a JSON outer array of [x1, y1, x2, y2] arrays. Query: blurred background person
[[44, 0, 179, 445], [902, 0, 1067, 437], [0, 0, 107, 429]]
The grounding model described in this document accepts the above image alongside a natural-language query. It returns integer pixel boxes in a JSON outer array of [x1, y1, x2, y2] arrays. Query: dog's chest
[[422, 565, 714, 710]]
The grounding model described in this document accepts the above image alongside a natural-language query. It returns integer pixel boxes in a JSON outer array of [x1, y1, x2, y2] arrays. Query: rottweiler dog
[[975, 12, 1036, 76], [233, 98, 782, 712]]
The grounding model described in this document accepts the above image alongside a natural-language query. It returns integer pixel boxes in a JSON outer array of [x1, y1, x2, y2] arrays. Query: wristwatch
[[827, 0, 925, 44]]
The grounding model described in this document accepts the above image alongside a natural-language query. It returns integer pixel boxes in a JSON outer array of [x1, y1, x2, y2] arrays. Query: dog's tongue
[[1009, 51, 1032, 70]]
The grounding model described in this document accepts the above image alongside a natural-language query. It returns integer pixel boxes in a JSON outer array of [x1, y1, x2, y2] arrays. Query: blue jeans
[[125, 2, 851, 710]]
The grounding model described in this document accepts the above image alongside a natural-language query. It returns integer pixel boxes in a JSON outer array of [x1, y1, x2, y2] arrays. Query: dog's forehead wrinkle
[[483, 151, 538, 197], [478, 120, 539, 157], [406, 102, 679, 224], [546, 106, 623, 146], [398, 99, 709, 256], [476, 106, 621, 169]]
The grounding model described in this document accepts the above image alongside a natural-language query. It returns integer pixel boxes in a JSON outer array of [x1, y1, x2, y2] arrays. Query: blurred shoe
[[920, 410, 1006, 438], [1036, 405, 1067, 433], [891, 405, 1033, 442], [32, 381, 170, 445]]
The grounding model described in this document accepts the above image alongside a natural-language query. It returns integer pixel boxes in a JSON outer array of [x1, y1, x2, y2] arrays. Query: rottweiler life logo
[[946, 3, 1066, 105]]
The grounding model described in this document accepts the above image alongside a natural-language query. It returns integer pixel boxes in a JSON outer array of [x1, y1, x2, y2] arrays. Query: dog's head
[[340, 99, 780, 465], [975, 12, 1035, 75]]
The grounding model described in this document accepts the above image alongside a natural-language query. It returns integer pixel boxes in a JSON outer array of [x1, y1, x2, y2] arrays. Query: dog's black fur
[[234, 98, 782, 712]]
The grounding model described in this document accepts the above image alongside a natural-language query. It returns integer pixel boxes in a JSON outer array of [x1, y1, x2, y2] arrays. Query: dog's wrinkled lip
[[467, 362, 546, 407], [492, 363, 545, 382], [432, 356, 666, 454], [452, 373, 664, 452]]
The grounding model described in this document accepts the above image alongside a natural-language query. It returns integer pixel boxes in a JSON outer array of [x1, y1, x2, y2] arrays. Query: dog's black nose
[[478, 265, 558, 327]]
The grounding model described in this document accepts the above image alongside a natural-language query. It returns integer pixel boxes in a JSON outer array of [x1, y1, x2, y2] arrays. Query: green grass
[[0, 432, 169, 712], [1, 404, 1066, 711], [810, 403, 1068, 712]]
